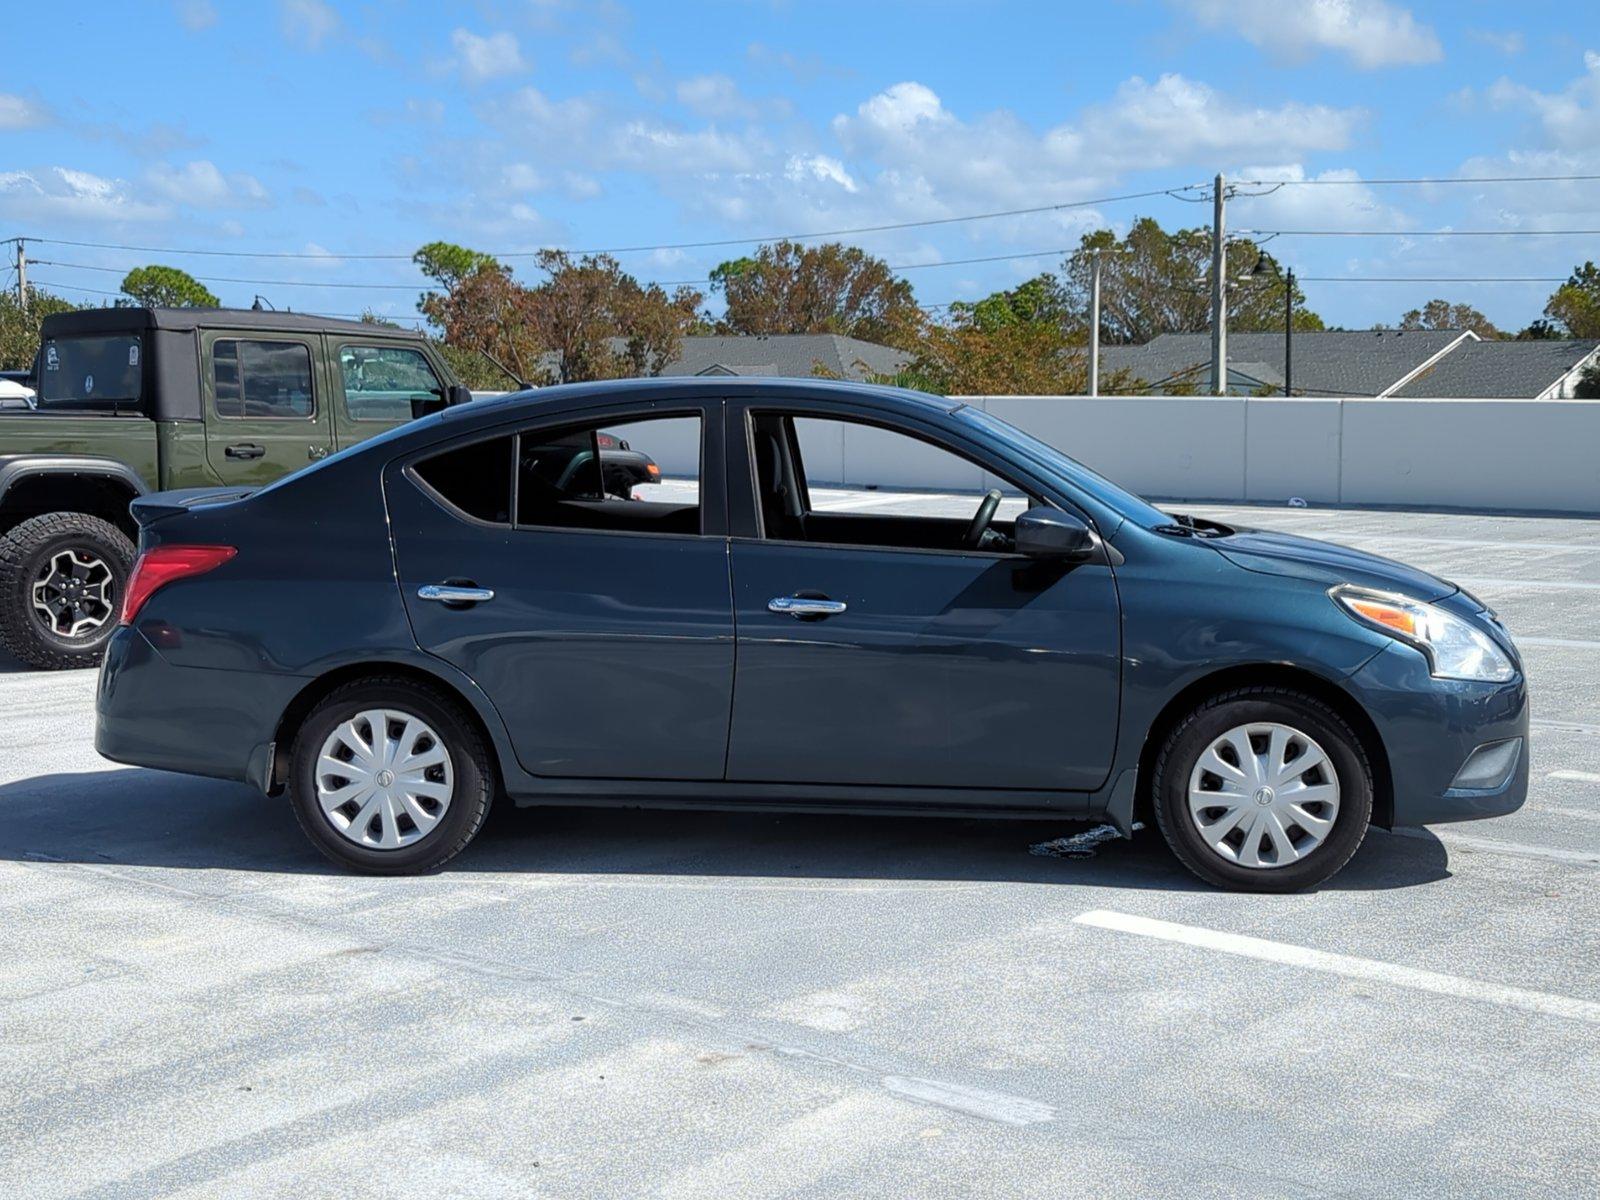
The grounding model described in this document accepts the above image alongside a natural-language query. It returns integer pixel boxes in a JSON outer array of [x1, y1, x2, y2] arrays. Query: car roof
[[41, 306, 429, 340], [450, 375, 962, 424]]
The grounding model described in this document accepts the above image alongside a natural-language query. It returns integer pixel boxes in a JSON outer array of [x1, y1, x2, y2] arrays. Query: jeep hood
[[1215, 527, 1456, 602]]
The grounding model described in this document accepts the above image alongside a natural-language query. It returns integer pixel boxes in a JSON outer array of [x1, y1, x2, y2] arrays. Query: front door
[[386, 406, 734, 781], [725, 408, 1121, 793], [201, 332, 333, 484]]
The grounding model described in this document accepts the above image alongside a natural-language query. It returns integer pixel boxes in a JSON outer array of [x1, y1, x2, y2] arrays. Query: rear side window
[[213, 340, 315, 419], [339, 344, 442, 422], [412, 435, 514, 524], [517, 415, 699, 535], [38, 335, 142, 412]]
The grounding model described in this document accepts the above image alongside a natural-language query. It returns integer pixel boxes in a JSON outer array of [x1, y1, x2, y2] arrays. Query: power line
[[1240, 228, 1600, 237], [13, 184, 1203, 263], [1297, 276, 1566, 283], [1233, 173, 1600, 187]]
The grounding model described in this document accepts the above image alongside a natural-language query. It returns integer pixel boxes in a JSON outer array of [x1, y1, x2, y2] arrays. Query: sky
[[1, 0, 1598, 334]]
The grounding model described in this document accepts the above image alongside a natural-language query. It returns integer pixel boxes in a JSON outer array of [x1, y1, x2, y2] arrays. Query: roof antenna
[[251, 294, 275, 311]]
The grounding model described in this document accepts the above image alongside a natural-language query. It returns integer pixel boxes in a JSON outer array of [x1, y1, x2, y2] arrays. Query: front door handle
[[224, 442, 265, 460], [307, 444, 329, 461], [418, 583, 495, 605], [768, 595, 847, 618]]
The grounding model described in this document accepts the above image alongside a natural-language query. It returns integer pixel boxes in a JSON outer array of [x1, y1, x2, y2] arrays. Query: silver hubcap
[[32, 548, 114, 638], [1187, 722, 1341, 869], [315, 709, 454, 850]]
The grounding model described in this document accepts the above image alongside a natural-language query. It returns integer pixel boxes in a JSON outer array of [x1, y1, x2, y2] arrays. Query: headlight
[[1331, 585, 1516, 682]]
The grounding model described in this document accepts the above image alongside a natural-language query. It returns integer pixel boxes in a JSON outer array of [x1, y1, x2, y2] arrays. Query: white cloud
[[676, 74, 759, 121], [449, 29, 526, 84], [1470, 30, 1525, 56], [0, 93, 49, 130], [1176, 0, 1442, 69], [175, 0, 216, 31], [145, 160, 271, 208], [0, 167, 170, 223], [280, 0, 339, 51], [1486, 51, 1600, 151], [785, 154, 858, 193]]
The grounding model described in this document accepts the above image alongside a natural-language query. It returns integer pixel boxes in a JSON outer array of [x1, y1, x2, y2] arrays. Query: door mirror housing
[[445, 383, 475, 408], [1014, 507, 1097, 560]]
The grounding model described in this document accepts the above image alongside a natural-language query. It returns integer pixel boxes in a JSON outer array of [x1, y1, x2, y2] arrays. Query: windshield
[[39, 335, 143, 412], [955, 406, 1171, 528]]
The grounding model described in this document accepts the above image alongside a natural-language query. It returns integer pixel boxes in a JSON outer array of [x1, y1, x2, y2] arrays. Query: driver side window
[[750, 413, 1034, 553]]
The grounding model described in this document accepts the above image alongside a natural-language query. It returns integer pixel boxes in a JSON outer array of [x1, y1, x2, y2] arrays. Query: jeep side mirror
[[1014, 507, 1097, 560], [446, 383, 474, 407]]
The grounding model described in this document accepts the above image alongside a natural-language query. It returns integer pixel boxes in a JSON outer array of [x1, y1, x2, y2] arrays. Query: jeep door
[[330, 339, 447, 450], [200, 331, 334, 485]]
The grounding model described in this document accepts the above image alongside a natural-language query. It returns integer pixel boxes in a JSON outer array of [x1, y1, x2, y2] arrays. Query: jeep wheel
[[0, 513, 135, 670]]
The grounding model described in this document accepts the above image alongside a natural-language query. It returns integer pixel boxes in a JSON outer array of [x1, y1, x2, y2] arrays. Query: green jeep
[[0, 307, 471, 669]]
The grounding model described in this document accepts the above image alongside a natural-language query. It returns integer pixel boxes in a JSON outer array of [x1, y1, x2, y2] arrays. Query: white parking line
[[1517, 637, 1600, 650], [1549, 770, 1600, 784], [1533, 719, 1600, 735], [1073, 910, 1600, 1024]]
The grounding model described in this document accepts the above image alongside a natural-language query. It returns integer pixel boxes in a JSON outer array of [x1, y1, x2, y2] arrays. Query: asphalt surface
[[2, 500, 1598, 1199]]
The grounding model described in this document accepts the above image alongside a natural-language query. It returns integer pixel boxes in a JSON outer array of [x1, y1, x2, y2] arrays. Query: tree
[[414, 241, 500, 295], [119, 265, 219, 308], [711, 240, 924, 348], [1516, 318, 1562, 341], [948, 273, 1074, 334], [525, 250, 702, 384], [1543, 262, 1600, 338], [1576, 361, 1600, 399], [1399, 299, 1502, 339], [1061, 218, 1322, 345], [423, 260, 541, 385], [0, 290, 79, 371]]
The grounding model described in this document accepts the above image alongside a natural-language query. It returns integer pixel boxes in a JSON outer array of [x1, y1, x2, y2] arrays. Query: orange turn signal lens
[[1346, 598, 1418, 637]]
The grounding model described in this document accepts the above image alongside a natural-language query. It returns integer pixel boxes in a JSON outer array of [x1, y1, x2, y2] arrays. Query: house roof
[[1101, 329, 1467, 396], [1390, 338, 1600, 398], [659, 334, 910, 381]]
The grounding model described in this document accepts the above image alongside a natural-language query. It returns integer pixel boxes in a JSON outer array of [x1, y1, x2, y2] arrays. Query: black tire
[[288, 676, 496, 874], [1151, 687, 1373, 892], [0, 512, 135, 671]]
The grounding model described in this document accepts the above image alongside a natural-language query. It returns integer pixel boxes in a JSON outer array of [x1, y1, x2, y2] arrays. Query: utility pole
[[1284, 266, 1294, 398], [14, 238, 26, 311], [1210, 172, 1226, 395], [1088, 248, 1102, 397]]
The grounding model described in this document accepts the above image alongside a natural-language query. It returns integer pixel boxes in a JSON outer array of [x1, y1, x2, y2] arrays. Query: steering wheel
[[964, 489, 1003, 549]]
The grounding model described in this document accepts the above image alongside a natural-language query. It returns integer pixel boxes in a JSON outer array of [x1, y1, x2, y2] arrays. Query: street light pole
[[1210, 173, 1226, 395], [1088, 249, 1102, 397]]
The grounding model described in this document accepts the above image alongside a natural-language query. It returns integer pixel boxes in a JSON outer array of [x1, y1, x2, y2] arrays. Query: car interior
[[749, 412, 1022, 553], [516, 425, 700, 535]]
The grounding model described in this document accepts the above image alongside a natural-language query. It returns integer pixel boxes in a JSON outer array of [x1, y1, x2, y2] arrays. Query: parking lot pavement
[[2, 502, 1598, 1199]]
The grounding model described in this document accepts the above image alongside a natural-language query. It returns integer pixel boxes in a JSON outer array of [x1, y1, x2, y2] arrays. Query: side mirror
[[1014, 507, 1097, 560], [445, 383, 475, 407], [409, 394, 448, 420]]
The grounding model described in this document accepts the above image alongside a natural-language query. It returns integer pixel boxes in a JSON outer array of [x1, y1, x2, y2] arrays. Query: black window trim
[[733, 405, 1065, 560], [210, 335, 320, 422], [401, 401, 726, 541], [336, 340, 443, 423]]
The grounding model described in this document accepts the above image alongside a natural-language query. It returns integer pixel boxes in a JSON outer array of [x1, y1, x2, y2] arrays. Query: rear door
[[385, 401, 734, 780], [200, 331, 333, 484]]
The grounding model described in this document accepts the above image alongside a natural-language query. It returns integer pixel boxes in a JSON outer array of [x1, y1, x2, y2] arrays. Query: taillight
[[120, 545, 237, 626]]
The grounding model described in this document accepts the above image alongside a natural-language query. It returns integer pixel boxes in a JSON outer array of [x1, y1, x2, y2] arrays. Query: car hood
[[1214, 527, 1457, 601]]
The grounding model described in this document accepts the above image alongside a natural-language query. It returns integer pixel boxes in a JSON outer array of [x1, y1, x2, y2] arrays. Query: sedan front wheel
[[1152, 687, 1373, 892]]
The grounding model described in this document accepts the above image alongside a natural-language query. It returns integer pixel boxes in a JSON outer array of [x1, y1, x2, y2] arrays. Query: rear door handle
[[418, 583, 495, 605], [224, 443, 265, 460], [768, 595, 847, 618]]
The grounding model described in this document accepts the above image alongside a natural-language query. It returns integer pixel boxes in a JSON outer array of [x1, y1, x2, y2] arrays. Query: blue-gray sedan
[[95, 378, 1528, 890]]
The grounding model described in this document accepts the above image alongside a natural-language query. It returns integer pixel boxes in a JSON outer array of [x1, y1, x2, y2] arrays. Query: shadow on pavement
[[0, 768, 1452, 892]]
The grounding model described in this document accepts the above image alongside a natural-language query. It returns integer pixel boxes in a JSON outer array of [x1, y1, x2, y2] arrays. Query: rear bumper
[[96, 625, 305, 789], [1346, 642, 1529, 827]]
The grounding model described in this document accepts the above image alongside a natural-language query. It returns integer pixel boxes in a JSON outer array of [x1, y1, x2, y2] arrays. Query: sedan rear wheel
[[1153, 688, 1373, 892], [290, 678, 495, 873]]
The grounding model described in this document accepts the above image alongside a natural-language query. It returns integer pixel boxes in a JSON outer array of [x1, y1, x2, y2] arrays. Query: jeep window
[[38, 335, 142, 412], [213, 340, 315, 419], [339, 344, 442, 422]]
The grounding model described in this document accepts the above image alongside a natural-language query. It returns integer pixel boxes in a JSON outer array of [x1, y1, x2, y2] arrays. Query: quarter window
[[339, 344, 442, 422], [412, 436, 514, 524], [213, 340, 315, 419]]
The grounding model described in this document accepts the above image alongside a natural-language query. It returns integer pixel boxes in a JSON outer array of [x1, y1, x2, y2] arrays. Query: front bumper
[[1346, 641, 1529, 827], [96, 625, 306, 789]]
